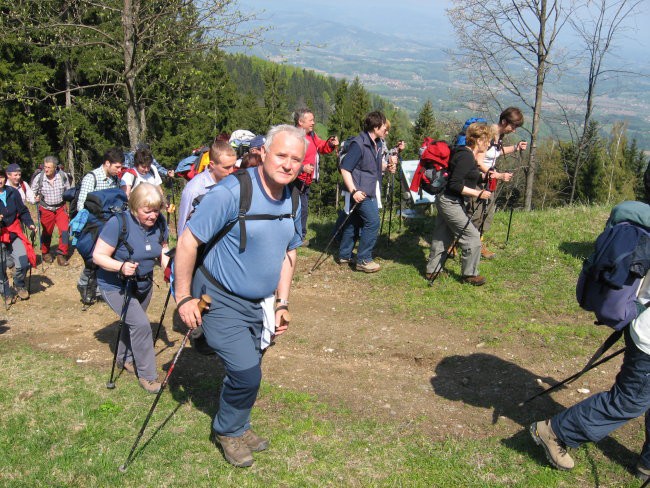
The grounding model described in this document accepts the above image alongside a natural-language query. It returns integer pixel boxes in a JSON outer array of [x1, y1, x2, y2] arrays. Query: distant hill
[[231, 6, 650, 152]]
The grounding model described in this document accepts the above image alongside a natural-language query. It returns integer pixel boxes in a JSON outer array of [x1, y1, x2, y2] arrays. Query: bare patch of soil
[[1, 252, 642, 449]]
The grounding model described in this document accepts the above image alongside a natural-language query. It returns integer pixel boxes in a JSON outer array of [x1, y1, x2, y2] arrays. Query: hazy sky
[[238, 0, 650, 57]]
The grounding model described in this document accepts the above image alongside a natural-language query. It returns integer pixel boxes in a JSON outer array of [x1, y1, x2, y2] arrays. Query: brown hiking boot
[[15, 287, 29, 301], [241, 429, 269, 452], [42, 253, 54, 264], [138, 378, 161, 394], [355, 260, 381, 273], [480, 244, 496, 259], [117, 361, 135, 375], [212, 432, 254, 467], [56, 254, 69, 267], [529, 420, 575, 470], [426, 270, 448, 280], [462, 275, 486, 286]]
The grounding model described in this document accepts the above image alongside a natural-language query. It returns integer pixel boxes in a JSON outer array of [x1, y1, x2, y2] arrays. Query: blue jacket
[[340, 132, 383, 197], [0, 186, 34, 230]]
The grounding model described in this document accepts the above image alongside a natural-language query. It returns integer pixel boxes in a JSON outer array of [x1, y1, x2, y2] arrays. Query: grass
[[304, 204, 613, 357], [0, 343, 643, 487], [1, 203, 645, 486]]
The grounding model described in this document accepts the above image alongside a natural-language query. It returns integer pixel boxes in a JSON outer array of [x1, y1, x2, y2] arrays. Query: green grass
[[304, 204, 613, 357], [0, 342, 643, 487], [1, 203, 645, 486]]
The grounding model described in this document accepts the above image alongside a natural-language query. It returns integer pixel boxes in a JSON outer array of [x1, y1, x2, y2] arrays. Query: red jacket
[[296, 132, 334, 186]]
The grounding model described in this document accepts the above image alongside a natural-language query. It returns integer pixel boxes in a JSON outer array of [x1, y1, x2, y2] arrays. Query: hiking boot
[[241, 429, 269, 452], [448, 245, 457, 259], [426, 270, 448, 280], [212, 432, 254, 467], [117, 361, 136, 375], [636, 462, 650, 481], [338, 257, 354, 265], [56, 254, 69, 267], [481, 245, 496, 259], [462, 275, 486, 286], [15, 287, 29, 301], [356, 260, 381, 273], [138, 378, 161, 394], [42, 253, 54, 264], [529, 420, 575, 470]]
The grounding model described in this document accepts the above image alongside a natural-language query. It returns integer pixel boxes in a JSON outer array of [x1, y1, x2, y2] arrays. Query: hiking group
[[5, 102, 650, 480]]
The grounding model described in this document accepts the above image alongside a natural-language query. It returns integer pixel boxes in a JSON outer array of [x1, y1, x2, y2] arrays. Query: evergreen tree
[[262, 66, 289, 127], [410, 100, 437, 155]]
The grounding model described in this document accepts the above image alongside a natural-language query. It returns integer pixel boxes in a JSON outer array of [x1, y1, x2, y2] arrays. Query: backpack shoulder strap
[[196, 169, 251, 265], [117, 212, 134, 257], [235, 169, 253, 252], [290, 184, 299, 217]]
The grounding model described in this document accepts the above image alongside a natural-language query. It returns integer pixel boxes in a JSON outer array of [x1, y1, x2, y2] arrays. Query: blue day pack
[[453, 117, 488, 147], [71, 188, 129, 265], [576, 218, 650, 330]]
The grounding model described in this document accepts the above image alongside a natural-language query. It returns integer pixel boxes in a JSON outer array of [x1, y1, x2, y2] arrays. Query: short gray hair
[[128, 182, 163, 216], [293, 108, 313, 127], [264, 125, 308, 157], [43, 155, 59, 166]]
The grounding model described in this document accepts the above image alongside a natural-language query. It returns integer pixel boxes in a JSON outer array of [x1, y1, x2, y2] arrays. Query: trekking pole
[[386, 170, 395, 243], [309, 203, 358, 274], [518, 347, 625, 406], [118, 294, 211, 473], [0, 244, 8, 311], [505, 205, 514, 246], [428, 199, 485, 286], [106, 278, 134, 389], [168, 178, 177, 236], [153, 287, 172, 347], [33, 203, 44, 272], [27, 230, 35, 295]]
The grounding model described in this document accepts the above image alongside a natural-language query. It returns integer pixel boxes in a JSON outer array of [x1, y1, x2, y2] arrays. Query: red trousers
[[39, 205, 69, 255]]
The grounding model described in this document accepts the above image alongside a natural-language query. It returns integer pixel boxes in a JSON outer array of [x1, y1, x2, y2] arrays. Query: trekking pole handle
[[197, 294, 211, 314]]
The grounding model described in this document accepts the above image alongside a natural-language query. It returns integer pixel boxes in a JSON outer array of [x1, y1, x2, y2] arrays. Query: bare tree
[[447, 0, 571, 210], [566, 0, 643, 204]]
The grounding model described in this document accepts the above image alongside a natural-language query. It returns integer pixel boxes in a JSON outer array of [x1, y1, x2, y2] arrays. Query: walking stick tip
[[118, 464, 127, 473]]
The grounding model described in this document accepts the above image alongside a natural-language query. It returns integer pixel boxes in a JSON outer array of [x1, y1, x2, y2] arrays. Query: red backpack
[[409, 138, 451, 195]]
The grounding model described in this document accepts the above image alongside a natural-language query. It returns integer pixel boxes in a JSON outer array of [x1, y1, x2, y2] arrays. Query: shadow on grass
[[432, 353, 636, 476], [306, 209, 435, 274], [94, 308, 226, 428], [559, 241, 594, 261]]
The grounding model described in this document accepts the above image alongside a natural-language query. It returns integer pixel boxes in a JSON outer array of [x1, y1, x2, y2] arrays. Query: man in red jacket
[[292, 108, 338, 246]]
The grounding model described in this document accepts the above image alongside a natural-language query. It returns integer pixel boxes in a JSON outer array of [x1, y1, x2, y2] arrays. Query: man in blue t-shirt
[[174, 124, 305, 468]]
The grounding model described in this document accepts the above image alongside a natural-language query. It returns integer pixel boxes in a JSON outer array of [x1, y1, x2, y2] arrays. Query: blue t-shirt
[[187, 167, 302, 300], [97, 212, 168, 292]]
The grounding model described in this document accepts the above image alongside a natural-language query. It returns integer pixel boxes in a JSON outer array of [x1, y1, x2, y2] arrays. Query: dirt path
[[1, 252, 638, 444]]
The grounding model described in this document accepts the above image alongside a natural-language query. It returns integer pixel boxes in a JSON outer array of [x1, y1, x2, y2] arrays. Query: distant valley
[[232, 7, 650, 151]]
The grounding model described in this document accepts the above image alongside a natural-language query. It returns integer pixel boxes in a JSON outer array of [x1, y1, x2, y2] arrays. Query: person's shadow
[[26, 273, 54, 297], [431, 353, 638, 477]]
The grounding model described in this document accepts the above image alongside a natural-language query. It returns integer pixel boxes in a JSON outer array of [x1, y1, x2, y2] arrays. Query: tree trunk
[[524, 0, 548, 211], [123, 0, 142, 149], [64, 60, 76, 180]]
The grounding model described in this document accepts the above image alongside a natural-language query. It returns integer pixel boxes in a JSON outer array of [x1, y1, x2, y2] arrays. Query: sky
[[237, 0, 650, 59]]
